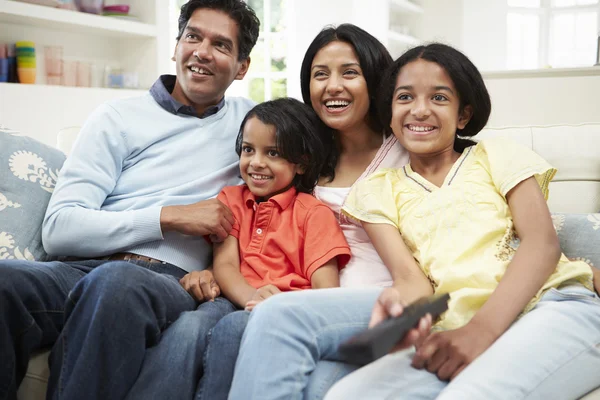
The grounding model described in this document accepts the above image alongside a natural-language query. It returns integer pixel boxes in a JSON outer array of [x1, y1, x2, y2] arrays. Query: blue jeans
[[325, 285, 600, 399], [0, 258, 199, 400], [126, 297, 237, 400], [228, 288, 380, 400], [195, 310, 250, 400]]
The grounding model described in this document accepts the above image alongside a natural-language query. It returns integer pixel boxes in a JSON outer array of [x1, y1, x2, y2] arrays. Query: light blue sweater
[[42, 93, 253, 272]]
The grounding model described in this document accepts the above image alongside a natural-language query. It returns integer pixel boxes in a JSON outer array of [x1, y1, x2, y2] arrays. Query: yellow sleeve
[[342, 169, 400, 228], [478, 137, 557, 200]]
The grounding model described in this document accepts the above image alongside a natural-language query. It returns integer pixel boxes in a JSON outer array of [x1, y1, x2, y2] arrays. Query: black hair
[[235, 98, 333, 194], [177, 0, 260, 61], [300, 23, 394, 181], [377, 43, 492, 153]]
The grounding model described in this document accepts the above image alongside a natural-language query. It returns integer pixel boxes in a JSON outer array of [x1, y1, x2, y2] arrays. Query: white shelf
[[388, 30, 419, 46], [0, 0, 157, 38], [390, 0, 423, 14]]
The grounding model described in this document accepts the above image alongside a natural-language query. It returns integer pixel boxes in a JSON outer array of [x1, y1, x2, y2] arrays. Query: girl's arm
[[468, 176, 560, 338], [213, 235, 258, 309], [363, 222, 434, 304], [310, 257, 340, 289]]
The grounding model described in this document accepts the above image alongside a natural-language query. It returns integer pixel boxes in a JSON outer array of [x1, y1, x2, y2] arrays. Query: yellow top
[[342, 137, 593, 331]]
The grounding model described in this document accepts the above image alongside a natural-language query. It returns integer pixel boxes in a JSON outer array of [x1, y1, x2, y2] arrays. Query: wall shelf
[[0, 0, 157, 38], [388, 30, 419, 46], [390, 0, 423, 14]]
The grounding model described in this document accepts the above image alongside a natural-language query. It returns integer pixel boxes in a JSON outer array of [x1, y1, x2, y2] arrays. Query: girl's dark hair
[[300, 24, 394, 182], [177, 0, 260, 61], [235, 98, 332, 194], [377, 43, 492, 153]]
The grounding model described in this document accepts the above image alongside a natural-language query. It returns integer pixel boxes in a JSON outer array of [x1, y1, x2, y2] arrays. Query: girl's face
[[309, 41, 371, 133], [239, 117, 303, 199], [390, 59, 471, 156]]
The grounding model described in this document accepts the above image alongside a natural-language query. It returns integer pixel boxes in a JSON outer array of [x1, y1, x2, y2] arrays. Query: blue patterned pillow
[[0, 130, 65, 261], [552, 213, 600, 269]]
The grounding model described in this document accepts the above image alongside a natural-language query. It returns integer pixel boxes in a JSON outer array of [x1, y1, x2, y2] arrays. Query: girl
[[194, 97, 351, 400], [228, 24, 429, 400], [326, 43, 600, 399]]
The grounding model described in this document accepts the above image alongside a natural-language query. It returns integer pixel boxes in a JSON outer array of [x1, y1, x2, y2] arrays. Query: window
[[507, 0, 599, 69], [245, 0, 289, 102], [168, 0, 288, 102]]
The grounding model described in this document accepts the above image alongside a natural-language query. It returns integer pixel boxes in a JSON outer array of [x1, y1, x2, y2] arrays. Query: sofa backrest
[[478, 123, 600, 213]]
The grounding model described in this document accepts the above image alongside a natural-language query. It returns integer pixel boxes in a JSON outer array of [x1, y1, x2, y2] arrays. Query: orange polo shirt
[[217, 185, 351, 292]]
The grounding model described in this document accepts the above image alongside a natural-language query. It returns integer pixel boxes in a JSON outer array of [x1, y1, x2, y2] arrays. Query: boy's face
[[239, 117, 303, 200]]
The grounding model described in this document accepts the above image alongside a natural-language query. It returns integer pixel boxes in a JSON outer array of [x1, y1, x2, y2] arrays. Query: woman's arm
[[469, 176, 560, 339], [213, 235, 258, 309], [363, 222, 433, 304], [310, 257, 340, 289]]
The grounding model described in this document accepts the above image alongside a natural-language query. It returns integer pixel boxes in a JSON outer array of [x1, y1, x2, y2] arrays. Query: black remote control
[[338, 292, 450, 365]]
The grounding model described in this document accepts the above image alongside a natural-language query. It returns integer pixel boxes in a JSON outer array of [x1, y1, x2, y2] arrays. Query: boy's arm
[[212, 235, 257, 309], [310, 257, 340, 289], [363, 222, 433, 304]]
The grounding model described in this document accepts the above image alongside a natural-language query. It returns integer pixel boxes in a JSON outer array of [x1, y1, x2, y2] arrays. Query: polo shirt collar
[[244, 186, 297, 211], [149, 74, 225, 118]]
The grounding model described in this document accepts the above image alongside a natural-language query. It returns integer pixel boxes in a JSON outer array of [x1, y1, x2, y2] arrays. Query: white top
[[314, 134, 409, 287]]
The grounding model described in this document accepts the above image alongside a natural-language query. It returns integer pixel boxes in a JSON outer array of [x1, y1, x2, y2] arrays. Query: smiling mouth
[[188, 66, 213, 76], [406, 124, 436, 133], [249, 173, 272, 181], [325, 100, 351, 111]]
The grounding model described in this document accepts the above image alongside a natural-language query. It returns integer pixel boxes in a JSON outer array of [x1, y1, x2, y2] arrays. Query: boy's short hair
[[236, 98, 333, 194]]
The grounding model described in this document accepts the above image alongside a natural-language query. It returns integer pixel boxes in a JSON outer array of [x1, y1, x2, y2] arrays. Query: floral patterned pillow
[[0, 130, 65, 261], [552, 213, 600, 269]]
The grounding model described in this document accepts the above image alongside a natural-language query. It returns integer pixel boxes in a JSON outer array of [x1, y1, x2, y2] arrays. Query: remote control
[[338, 292, 450, 366]]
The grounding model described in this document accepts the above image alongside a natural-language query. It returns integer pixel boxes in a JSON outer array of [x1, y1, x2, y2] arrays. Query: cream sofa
[[17, 123, 600, 400]]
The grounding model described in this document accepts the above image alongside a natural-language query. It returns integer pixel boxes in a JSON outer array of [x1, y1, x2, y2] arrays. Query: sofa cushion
[[552, 213, 600, 269], [0, 130, 65, 261]]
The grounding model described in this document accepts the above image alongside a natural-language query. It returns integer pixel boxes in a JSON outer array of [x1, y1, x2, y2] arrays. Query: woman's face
[[390, 59, 471, 156], [309, 41, 371, 133]]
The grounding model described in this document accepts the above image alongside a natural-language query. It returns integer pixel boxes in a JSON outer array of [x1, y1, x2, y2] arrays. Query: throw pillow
[[552, 213, 600, 269], [0, 130, 66, 261]]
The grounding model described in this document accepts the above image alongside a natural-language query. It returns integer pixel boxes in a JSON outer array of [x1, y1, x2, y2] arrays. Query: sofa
[[4, 123, 600, 400]]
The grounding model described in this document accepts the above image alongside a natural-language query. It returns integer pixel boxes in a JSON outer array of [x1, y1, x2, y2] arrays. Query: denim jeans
[[228, 287, 381, 400], [195, 310, 250, 400], [324, 285, 600, 400], [126, 297, 237, 400], [0, 258, 197, 400]]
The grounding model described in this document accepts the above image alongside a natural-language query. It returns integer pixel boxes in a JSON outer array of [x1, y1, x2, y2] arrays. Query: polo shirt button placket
[[256, 228, 263, 234]]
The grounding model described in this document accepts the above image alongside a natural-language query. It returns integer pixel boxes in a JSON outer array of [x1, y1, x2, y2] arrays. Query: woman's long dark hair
[[300, 24, 393, 182]]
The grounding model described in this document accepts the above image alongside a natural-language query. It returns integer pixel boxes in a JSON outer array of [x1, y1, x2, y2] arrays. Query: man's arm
[[42, 103, 234, 257]]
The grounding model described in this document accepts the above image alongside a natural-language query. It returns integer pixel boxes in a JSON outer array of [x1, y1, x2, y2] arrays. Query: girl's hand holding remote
[[411, 318, 498, 381]]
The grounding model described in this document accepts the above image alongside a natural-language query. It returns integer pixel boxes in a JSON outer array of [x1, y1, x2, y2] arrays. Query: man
[[0, 1, 259, 399]]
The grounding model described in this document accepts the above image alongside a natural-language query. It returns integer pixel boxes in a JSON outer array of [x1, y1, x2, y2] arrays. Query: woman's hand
[[245, 284, 282, 311], [411, 318, 498, 381], [370, 287, 433, 352]]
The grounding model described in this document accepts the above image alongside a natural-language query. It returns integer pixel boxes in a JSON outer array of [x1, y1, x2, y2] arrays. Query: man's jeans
[[0, 258, 224, 400]]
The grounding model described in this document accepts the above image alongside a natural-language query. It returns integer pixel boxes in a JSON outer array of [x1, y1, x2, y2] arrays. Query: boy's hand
[[180, 270, 221, 303], [244, 284, 281, 311]]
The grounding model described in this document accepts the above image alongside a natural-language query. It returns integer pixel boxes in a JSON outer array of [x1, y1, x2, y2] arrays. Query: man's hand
[[180, 269, 221, 303], [161, 199, 235, 241], [411, 319, 498, 381], [370, 287, 433, 352], [244, 284, 281, 311]]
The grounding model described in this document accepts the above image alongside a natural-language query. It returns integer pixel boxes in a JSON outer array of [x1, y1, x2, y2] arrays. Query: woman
[[227, 24, 428, 400]]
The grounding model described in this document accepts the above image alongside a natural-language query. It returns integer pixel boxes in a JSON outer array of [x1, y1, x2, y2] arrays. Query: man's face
[[172, 8, 250, 112]]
